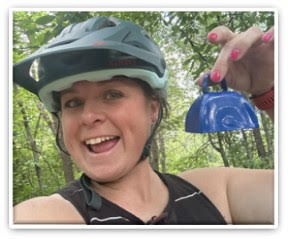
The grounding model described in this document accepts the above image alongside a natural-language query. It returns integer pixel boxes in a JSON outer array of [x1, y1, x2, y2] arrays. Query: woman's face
[[60, 78, 159, 182]]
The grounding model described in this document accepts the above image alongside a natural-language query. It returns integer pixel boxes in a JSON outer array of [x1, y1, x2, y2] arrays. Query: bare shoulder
[[178, 167, 232, 223], [178, 167, 231, 195], [178, 167, 273, 188], [178, 167, 230, 182], [14, 194, 85, 224]]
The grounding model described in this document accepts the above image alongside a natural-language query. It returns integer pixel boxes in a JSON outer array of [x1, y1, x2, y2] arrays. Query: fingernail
[[230, 48, 240, 60], [208, 32, 218, 42], [262, 32, 272, 42], [210, 71, 221, 82]]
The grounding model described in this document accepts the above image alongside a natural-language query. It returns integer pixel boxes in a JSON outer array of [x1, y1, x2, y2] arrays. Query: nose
[[81, 100, 106, 127]]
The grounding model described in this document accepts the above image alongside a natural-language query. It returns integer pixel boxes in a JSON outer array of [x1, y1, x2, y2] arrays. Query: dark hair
[[131, 78, 169, 161], [52, 112, 69, 155], [52, 78, 169, 156]]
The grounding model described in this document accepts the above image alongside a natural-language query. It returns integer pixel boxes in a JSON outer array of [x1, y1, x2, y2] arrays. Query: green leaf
[[36, 15, 55, 25]]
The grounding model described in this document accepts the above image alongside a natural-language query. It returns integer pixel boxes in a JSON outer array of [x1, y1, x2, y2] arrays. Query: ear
[[150, 100, 160, 124]]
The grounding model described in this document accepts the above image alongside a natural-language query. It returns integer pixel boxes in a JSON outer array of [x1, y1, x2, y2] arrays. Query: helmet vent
[[47, 39, 77, 49], [144, 33, 152, 40], [98, 20, 117, 29], [86, 18, 117, 32]]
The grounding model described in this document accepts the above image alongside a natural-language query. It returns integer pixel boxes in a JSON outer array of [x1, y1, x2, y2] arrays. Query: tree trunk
[[208, 133, 229, 167], [60, 151, 75, 183], [150, 138, 159, 171], [260, 112, 273, 156], [224, 131, 232, 147], [241, 129, 252, 161], [37, 103, 75, 183], [15, 85, 43, 192], [158, 132, 166, 173], [252, 128, 266, 159], [217, 132, 229, 167]]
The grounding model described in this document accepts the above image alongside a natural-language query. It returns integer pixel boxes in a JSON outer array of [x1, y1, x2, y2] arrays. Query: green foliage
[[13, 11, 274, 205], [13, 87, 67, 205]]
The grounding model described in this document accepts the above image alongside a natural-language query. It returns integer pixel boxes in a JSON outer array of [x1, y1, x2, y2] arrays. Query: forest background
[[12, 11, 274, 205]]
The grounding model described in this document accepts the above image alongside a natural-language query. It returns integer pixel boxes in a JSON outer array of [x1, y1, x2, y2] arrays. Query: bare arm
[[226, 168, 274, 224], [179, 167, 274, 224], [14, 194, 85, 224]]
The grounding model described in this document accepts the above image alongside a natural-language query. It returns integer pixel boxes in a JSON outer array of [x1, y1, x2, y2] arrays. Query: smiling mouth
[[84, 136, 120, 154]]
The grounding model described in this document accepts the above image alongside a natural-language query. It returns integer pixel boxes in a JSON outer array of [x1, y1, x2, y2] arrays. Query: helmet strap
[[137, 106, 163, 163]]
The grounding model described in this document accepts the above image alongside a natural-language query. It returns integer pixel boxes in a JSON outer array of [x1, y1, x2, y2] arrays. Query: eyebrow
[[59, 88, 79, 97]]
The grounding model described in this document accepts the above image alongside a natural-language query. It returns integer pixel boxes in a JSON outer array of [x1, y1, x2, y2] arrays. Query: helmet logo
[[92, 41, 107, 46]]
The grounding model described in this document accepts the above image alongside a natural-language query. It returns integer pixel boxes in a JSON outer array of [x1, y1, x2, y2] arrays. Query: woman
[[13, 16, 274, 225]]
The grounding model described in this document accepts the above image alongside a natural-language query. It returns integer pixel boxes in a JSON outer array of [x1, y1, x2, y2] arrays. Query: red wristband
[[251, 87, 274, 110]]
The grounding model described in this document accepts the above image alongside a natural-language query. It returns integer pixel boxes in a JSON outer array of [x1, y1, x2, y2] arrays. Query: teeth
[[85, 136, 116, 145]]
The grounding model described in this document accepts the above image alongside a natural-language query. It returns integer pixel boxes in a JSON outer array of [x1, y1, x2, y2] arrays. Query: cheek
[[61, 114, 78, 149], [120, 101, 152, 141]]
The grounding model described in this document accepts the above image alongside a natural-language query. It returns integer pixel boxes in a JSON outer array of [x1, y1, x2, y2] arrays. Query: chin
[[83, 164, 130, 184], [72, 149, 141, 183]]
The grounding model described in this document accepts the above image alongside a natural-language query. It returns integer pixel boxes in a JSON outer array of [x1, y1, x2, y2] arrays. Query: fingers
[[207, 26, 236, 46], [196, 71, 219, 87], [197, 25, 274, 87], [261, 26, 274, 44], [197, 72, 208, 87], [210, 26, 264, 83]]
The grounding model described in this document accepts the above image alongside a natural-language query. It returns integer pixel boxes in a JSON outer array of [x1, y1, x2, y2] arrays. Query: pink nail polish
[[262, 33, 272, 42], [211, 71, 221, 82], [230, 48, 240, 60], [208, 32, 218, 42]]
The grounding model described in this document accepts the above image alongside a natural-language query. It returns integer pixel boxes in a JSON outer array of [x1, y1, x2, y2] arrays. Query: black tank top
[[57, 172, 227, 225]]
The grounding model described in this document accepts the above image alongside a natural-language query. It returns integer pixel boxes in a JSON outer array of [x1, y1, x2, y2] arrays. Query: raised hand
[[198, 26, 274, 96]]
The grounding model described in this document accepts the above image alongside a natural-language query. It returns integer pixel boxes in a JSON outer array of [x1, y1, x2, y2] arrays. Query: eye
[[104, 90, 124, 100], [63, 98, 83, 109]]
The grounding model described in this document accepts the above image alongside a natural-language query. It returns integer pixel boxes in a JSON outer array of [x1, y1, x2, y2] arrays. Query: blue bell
[[185, 74, 259, 133]]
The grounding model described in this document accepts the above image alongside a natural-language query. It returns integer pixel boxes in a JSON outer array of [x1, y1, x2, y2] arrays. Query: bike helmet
[[13, 16, 168, 112]]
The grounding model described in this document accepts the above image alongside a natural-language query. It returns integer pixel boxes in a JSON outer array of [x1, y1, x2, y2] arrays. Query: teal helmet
[[13, 16, 168, 112]]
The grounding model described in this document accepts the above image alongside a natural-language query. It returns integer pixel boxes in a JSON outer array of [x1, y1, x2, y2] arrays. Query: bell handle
[[202, 74, 228, 94]]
